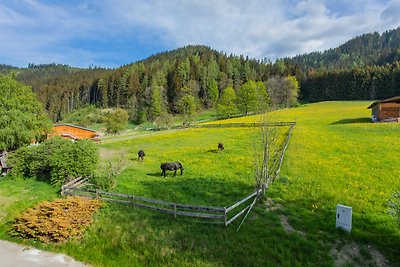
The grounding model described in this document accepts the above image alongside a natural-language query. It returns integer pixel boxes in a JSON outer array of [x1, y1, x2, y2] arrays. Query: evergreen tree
[[148, 84, 162, 121], [205, 79, 219, 108]]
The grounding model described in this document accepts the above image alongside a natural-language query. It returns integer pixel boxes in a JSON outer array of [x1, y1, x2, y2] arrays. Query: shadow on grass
[[146, 172, 186, 178], [85, 196, 330, 267], [146, 172, 163, 177], [136, 176, 254, 207], [330, 117, 372, 125]]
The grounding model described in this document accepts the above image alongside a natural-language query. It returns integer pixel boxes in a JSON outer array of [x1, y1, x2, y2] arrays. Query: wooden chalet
[[49, 124, 98, 141], [368, 96, 400, 122]]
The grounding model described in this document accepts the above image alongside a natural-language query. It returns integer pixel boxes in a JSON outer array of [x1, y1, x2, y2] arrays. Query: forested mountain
[[0, 63, 83, 81], [3, 27, 400, 118], [285, 27, 400, 70], [17, 63, 83, 84], [9, 45, 299, 122], [281, 27, 400, 103]]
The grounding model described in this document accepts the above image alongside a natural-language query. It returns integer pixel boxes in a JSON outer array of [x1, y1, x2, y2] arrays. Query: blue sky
[[1, 0, 400, 68]]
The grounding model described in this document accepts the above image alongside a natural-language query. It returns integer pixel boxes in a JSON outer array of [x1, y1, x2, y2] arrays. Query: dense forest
[[285, 27, 400, 102], [2, 27, 400, 120], [2, 46, 301, 122], [301, 62, 400, 102]]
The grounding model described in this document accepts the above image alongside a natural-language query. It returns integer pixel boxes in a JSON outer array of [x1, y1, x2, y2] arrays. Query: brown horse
[[138, 150, 145, 161], [160, 162, 184, 177], [218, 142, 224, 151]]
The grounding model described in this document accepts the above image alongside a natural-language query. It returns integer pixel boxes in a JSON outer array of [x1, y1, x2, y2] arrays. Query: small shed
[[367, 96, 400, 122], [49, 124, 98, 141], [0, 151, 11, 176]]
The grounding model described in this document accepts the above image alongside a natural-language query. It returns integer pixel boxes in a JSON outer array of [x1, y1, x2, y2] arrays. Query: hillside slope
[[285, 27, 400, 70]]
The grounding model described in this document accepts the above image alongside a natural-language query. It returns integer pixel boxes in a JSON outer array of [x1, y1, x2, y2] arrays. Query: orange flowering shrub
[[12, 196, 101, 243]]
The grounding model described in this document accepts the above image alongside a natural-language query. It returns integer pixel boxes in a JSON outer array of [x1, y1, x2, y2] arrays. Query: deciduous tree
[[177, 94, 196, 126], [237, 80, 269, 115], [267, 75, 299, 108], [217, 87, 237, 118], [0, 76, 51, 151]]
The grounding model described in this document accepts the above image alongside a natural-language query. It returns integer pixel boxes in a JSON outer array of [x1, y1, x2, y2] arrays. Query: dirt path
[[0, 240, 91, 267]]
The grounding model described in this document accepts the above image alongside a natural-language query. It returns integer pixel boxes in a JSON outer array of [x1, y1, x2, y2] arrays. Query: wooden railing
[[62, 183, 261, 226]]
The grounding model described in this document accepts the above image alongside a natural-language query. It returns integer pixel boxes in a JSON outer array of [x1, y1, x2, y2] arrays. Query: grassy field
[[0, 101, 399, 266], [276, 101, 400, 264]]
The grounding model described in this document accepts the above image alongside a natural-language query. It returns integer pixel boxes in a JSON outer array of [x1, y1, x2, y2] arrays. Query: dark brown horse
[[138, 150, 145, 161], [160, 162, 184, 177], [218, 142, 224, 151]]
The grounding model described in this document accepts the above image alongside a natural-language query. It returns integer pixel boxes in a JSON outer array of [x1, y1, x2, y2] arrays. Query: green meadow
[[0, 101, 399, 266]]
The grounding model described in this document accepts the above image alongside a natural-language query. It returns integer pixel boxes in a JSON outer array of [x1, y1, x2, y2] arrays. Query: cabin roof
[[53, 123, 97, 133], [367, 96, 400, 109]]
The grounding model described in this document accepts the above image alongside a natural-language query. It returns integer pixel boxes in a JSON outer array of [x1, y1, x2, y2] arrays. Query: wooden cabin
[[367, 96, 400, 122], [49, 124, 98, 141]]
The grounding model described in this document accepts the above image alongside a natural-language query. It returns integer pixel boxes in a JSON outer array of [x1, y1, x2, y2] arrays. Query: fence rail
[[193, 122, 296, 128], [62, 121, 295, 226], [63, 185, 259, 225], [273, 122, 296, 184]]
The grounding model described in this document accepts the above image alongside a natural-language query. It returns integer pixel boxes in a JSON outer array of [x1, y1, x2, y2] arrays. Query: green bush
[[10, 137, 98, 186], [105, 108, 129, 134], [62, 105, 104, 127]]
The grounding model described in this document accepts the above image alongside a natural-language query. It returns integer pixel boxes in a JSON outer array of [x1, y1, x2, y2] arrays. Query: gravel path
[[0, 240, 91, 267]]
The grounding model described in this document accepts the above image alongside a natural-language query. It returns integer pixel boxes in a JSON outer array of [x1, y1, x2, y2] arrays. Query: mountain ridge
[[284, 27, 400, 69]]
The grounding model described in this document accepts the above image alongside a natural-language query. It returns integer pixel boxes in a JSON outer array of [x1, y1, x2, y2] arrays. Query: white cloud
[[104, 0, 399, 60], [0, 0, 399, 67], [381, 0, 400, 27]]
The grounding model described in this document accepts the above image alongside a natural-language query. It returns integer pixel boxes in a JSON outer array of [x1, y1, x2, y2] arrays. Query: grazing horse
[[218, 142, 224, 151], [160, 162, 184, 177], [138, 150, 145, 161]]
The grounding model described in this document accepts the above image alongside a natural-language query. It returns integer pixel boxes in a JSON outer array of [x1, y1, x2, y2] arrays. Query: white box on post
[[336, 204, 352, 232]]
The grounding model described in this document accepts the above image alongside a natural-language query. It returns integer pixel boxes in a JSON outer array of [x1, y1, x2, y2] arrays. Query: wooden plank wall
[[379, 103, 400, 120], [52, 125, 96, 139]]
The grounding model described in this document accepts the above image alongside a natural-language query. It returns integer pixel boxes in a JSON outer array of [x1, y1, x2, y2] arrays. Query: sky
[[1, 0, 400, 68]]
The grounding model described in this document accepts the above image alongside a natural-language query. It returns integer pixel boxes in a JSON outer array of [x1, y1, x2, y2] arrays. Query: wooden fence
[[61, 176, 90, 195], [188, 121, 296, 129], [62, 121, 295, 226], [272, 121, 296, 184], [62, 179, 262, 226]]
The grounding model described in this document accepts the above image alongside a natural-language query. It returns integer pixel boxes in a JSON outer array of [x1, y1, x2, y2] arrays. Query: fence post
[[224, 207, 227, 227], [174, 204, 177, 218]]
